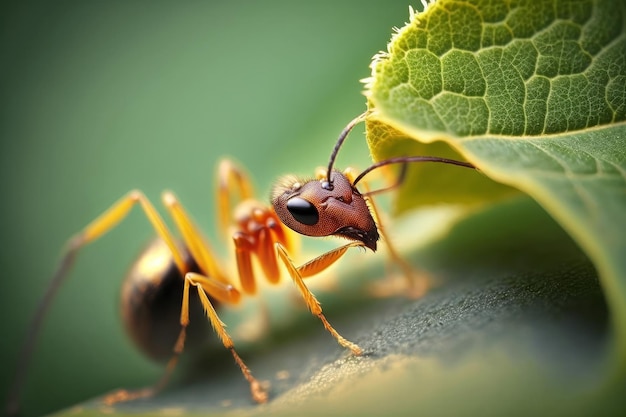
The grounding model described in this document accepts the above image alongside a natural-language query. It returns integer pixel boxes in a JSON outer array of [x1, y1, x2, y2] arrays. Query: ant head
[[271, 171, 379, 251], [270, 111, 477, 253]]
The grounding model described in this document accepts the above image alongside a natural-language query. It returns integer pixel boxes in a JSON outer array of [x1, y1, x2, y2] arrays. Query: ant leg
[[161, 191, 230, 285], [316, 165, 426, 296], [74, 190, 236, 405], [216, 159, 302, 259], [216, 159, 254, 237], [345, 168, 429, 298], [6, 190, 194, 415], [232, 232, 262, 295], [106, 192, 269, 405], [275, 243, 363, 356], [183, 273, 268, 404], [160, 192, 268, 403], [367, 192, 429, 297], [233, 220, 289, 295], [72, 190, 188, 270], [103, 270, 264, 406], [296, 241, 365, 278], [232, 225, 339, 292]]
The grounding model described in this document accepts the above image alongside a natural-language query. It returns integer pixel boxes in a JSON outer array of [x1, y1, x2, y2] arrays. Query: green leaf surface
[[366, 0, 626, 373]]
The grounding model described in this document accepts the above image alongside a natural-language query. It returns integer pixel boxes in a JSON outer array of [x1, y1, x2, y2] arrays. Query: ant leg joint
[[161, 190, 177, 206], [67, 234, 84, 251], [128, 189, 143, 201]]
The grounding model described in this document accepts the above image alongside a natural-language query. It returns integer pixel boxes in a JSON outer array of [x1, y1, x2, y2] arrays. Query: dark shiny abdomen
[[120, 238, 215, 362]]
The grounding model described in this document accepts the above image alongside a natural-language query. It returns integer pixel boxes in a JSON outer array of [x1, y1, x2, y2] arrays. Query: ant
[[6, 111, 476, 415]]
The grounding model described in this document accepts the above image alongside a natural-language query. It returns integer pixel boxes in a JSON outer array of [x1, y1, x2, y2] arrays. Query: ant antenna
[[353, 155, 476, 195], [324, 111, 476, 194], [324, 111, 370, 189]]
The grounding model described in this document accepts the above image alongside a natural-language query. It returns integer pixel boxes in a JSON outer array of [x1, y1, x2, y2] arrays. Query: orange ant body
[[6, 112, 475, 414]]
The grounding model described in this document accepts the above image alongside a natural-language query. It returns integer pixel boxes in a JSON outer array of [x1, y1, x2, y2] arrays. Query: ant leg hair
[[296, 241, 365, 278], [105, 192, 266, 404], [275, 243, 363, 356], [103, 270, 266, 406], [183, 274, 268, 404], [134, 191, 268, 402], [90, 191, 241, 404]]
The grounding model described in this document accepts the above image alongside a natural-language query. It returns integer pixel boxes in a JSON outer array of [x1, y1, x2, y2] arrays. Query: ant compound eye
[[286, 197, 319, 226]]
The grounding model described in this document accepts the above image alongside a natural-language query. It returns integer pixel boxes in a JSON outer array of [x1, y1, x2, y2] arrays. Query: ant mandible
[[6, 111, 476, 414]]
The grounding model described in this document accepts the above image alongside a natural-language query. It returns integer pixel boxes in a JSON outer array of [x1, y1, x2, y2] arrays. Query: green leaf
[[365, 119, 519, 211], [365, 0, 626, 373]]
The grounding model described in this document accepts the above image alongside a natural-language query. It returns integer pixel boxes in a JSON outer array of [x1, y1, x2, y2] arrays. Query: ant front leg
[[275, 242, 364, 356]]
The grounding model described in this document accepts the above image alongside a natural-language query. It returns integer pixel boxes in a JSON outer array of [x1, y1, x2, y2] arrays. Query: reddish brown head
[[271, 170, 379, 251], [270, 111, 477, 253]]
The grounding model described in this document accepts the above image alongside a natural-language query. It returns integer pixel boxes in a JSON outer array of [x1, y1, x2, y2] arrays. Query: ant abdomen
[[120, 238, 212, 362]]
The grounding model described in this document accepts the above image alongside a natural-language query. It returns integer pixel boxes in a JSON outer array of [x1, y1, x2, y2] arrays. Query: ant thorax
[[233, 199, 277, 232]]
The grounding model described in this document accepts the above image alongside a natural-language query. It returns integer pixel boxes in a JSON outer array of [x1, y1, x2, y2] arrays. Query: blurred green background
[[0, 1, 416, 415]]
